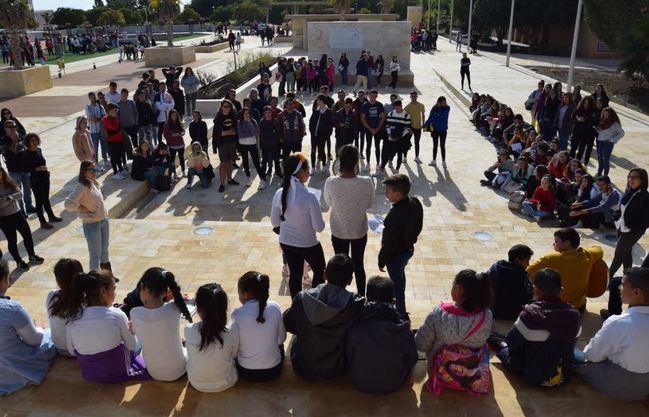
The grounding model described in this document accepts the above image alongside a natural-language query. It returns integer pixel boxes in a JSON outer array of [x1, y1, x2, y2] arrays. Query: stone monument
[[407, 6, 423, 28]]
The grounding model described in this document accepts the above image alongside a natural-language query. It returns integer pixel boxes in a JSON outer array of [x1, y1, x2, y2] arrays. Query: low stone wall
[[0, 66, 53, 98], [195, 42, 229, 53], [144, 45, 196, 67]]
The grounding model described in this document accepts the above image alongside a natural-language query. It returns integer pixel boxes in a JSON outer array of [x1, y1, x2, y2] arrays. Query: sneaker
[[534, 216, 543, 223], [600, 309, 612, 320], [320, 164, 327, 173], [218, 184, 225, 193], [245, 176, 252, 187], [258, 180, 267, 190], [428, 160, 436, 167], [414, 157, 422, 164], [18, 260, 30, 270], [149, 188, 159, 194], [388, 161, 394, 169], [310, 168, 316, 175], [40, 222, 53, 230], [29, 255, 44, 264], [372, 168, 383, 177], [480, 179, 491, 186], [185, 183, 192, 190], [49, 216, 63, 223], [172, 173, 179, 181], [442, 161, 447, 167], [227, 179, 239, 185], [111, 173, 125, 180]]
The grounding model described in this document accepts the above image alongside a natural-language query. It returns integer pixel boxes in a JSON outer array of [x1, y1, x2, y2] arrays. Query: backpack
[[426, 306, 491, 396], [508, 191, 526, 211]]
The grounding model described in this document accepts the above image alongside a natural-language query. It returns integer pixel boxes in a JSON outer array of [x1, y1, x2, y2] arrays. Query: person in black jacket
[[489, 268, 581, 387], [259, 106, 282, 178], [345, 276, 417, 393], [135, 90, 155, 145], [308, 95, 334, 174], [378, 174, 423, 316], [334, 98, 357, 155], [603, 168, 649, 317], [161, 66, 183, 87], [489, 245, 534, 320], [283, 254, 365, 381], [189, 111, 208, 153]]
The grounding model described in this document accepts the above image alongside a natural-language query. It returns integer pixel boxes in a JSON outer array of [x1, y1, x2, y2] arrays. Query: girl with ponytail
[[185, 283, 239, 392], [231, 271, 287, 382], [47, 258, 84, 356], [130, 267, 192, 381], [270, 153, 327, 298], [66, 271, 150, 383]]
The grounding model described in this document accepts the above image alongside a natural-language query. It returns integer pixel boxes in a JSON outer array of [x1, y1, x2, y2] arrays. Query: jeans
[[185, 92, 197, 116], [286, 72, 295, 92], [0, 211, 36, 262], [8, 171, 34, 210], [431, 130, 447, 162], [386, 247, 414, 315], [607, 276, 624, 315], [389, 71, 398, 89], [187, 168, 210, 188], [521, 201, 553, 219], [280, 242, 326, 298], [558, 129, 570, 150], [341, 67, 348, 85], [91, 132, 109, 161], [261, 146, 282, 176], [83, 218, 110, 271], [310, 134, 328, 167], [332, 234, 368, 295], [596, 141, 614, 176]]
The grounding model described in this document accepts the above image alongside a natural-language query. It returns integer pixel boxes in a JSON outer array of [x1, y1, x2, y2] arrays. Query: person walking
[[424, 96, 451, 167], [23, 133, 62, 229], [64, 160, 111, 272], [0, 168, 43, 270], [460, 53, 471, 90], [404, 91, 425, 163], [322, 145, 373, 296]]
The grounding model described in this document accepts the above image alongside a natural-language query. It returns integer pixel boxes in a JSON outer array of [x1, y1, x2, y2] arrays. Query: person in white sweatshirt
[[594, 107, 625, 177]]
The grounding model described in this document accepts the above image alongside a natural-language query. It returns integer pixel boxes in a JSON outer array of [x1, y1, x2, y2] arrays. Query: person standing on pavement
[[118, 89, 139, 148], [162, 66, 183, 87], [360, 90, 385, 174], [85, 92, 108, 170], [460, 52, 471, 91], [105, 81, 121, 105], [388, 56, 400, 90], [135, 90, 155, 146], [353, 53, 370, 95], [154, 82, 175, 145], [169, 80, 186, 119], [339, 52, 350, 86], [102, 104, 127, 180], [404, 92, 425, 164], [0, 120, 35, 215], [181, 67, 200, 117], [424, 96, 451, 167], [72, 117, 95, 163], [23, 133, 63, 230]]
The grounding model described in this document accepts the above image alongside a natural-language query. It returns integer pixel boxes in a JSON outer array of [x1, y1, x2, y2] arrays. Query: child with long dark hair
[[65, 271, 150, 383], [163, 109, 186, 179], [47, 258, 84, 356], [424, 96, 451, 167], [185, 283, 239, 392], [130, 267, 192, 381], [270, 153, 326, 298], [231, 272, 286, 382]]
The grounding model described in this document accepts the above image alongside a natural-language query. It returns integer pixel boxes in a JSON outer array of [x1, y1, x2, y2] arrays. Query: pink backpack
[[425, 303, 491, 395]]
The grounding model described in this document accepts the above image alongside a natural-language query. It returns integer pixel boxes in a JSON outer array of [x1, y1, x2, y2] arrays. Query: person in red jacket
[[102, 103, 127, 179], [521, 175, 556, 222]]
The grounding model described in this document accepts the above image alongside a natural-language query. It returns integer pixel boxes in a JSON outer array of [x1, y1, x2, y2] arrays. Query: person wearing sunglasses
[[0, 120, 35, 214], [64, 161, 112, 272], [0, 108, 26, 139]]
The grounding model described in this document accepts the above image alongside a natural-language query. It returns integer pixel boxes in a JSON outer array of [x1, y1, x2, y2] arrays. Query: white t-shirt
[[230, 300, 286, 370], [322, 176, 374, 240], [105, 91, 121, 105], [46, 290, 74, 356], [131, 302, 187, 381], [66, 306, 137, 356], [270, 178, 325, 248], [185, 323, 239, 393]]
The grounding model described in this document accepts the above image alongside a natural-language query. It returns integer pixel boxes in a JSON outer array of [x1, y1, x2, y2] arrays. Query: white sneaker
[[428, 160, 436, 167], [258, 180, 267, 190], [310, 168, 316, 175], [414, 157, 422, 164], [372, 167, 383, 177], [246, 176, 252, 186], [111, 172, 125, 180], [320, 164, 327, 173]]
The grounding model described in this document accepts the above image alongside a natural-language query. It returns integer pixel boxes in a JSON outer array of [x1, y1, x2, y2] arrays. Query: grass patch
[[46, 48, 118, 64]]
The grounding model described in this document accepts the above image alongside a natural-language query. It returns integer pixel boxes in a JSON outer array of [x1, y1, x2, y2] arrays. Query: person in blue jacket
[[0, 259, 57, 395], [424, 96, 451, 167]]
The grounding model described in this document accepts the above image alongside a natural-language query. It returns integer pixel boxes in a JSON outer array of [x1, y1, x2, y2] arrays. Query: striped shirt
[[385, 110, 412, 141]]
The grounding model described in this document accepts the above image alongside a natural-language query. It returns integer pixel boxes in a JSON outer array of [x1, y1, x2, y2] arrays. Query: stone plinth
[[0, 66, 53, 98], [194, 42, 229, 53], [305, 21, 412, 76], [407, 6, 423, 28], [287, 14, 399, 49], [144, 45, 196, 67]]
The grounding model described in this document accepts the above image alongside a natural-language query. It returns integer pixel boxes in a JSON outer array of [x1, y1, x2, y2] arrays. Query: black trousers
[[236, 345, 284, 382], [31, 171, 55, 224], [381, 139, 404, 170], [108, 141, 125, 174], [608, 276, 624, 315], [310, 134, 328, 167], [609, 229, 645, 279], [412, 128, 422, 157], [355, 128, 368, 155], [239, 144, 265, 180], [365, 131, 383, 165], [432, 130, 448, 161], [389, 71, 398, 89], [157, 122, 165, 143], [169, 147, 185, 173], [280, 242, 326, 298], [461, 70, 471, 89], [0, 211, 36, 262], [577, 136, 596, 166], [124, 125, 139, 148], [332, 234, 367, 295], [261, 146, 282, 176], [282, 141, 302, 161]]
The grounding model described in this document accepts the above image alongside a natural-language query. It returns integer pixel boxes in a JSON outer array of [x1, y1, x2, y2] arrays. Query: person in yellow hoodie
[[527, 228, 603, 313]]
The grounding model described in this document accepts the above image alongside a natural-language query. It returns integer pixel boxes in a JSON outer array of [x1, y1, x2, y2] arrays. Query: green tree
[[190, 0, 232, 17], [94, 0, 105, 6], [178, 5, 200, 23], [119, 8, 144, 24], [150, 0, 180, 46], [618, 18, 649, 82], [233, 1, 265, 23], [106, 0, 137, 9], [474, 0, 510, 46], [0, 0, 36, 70], [51, 7, 87, 27], [583, 0, 649, 50], [86, 7, 109, 25], [210, 5, 233, 23], [331, 0, 351, 16], [97, 9, 126, 26]]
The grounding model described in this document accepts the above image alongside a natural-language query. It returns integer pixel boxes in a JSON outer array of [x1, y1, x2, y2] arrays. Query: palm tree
[[0, 0, 34, 70], [332, 0, 351, 19], [150, 0, 180, 47]]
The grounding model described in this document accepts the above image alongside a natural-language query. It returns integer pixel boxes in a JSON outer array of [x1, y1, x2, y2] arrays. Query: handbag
[[154, 168, 171, 191], [524, 98, 534, 111], [508, 191, 526, 210]]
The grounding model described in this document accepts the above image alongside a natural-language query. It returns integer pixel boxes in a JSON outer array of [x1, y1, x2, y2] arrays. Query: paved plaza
[[1, 36, 649, 416]]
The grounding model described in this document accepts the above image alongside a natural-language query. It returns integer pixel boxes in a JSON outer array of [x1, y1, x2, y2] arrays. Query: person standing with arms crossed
[[460, 53, 471, 91]]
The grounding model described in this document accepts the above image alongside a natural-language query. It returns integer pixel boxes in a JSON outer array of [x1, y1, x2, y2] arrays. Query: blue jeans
[[521, 201, 553, 219], [9, 171, 33, 210], [91, 132, 108, 161], [558, 129, 570, 150], [341, 68, 348, 85], [386, 247, 414, 315], [83, 218, 110, 271], [596, 141, 614, 176], [187, 168, 210, 188]]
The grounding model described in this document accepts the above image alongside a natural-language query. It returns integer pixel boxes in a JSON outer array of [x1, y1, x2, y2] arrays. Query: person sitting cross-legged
[[489, 268, 581, 387], [575, 267, 649, 401], [489, 244, 534, 321]]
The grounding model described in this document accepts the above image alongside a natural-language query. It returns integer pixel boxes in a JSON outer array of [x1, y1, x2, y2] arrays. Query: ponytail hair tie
[[256, 273, 262, 282], [161, 269, 169, 279], [292, 159, 304, 176]]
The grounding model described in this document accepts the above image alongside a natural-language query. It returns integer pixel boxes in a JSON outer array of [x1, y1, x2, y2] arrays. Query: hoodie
[[345, 302, 417, 394], [489, 260, 533, 320], [283, 283, 364, 381], [503, 297, 581, 386]]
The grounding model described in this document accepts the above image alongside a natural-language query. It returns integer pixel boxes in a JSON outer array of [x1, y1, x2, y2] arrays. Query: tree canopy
[[583, 0, 649, 50], [51, 7, 87, 27], [97, 9, 126, 26], [232, 1, 266, 22], [178, 5, 201, 23]]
